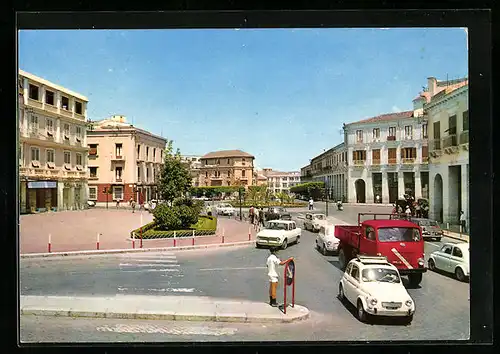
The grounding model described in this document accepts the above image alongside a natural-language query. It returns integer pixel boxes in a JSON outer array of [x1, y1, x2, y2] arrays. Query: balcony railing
[[353, 160, 365, 166], [372, 159, 380, 165], [429, 139, 441, 151], [387, 136, 396, 141], [401, 158, 415, 164], [388, 158, 397, 164], [115, 176, 123, 182], [422, 156, 429, 162], [111, 155, 125, 161], [459, 130, 469, 145], [442, 134, 458, 148]]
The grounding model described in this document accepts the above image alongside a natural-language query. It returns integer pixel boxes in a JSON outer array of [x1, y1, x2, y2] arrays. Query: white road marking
[[96, 324, 237, 336], [132, 259, 178, 263], [119, 263, 180, 267], [120, 254, 177, 259], [117, 287, 195, 293], [199, 266, 267, 271], [121, 269, 180, 272], [425, 242, 442, 248], [391, 248, 413, 269]]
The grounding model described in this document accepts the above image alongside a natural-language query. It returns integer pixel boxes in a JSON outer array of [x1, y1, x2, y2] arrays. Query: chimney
[[427, 77, 437, 97]]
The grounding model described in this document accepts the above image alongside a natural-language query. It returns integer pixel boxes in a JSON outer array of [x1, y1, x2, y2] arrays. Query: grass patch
[[130, 215, 217, 239]]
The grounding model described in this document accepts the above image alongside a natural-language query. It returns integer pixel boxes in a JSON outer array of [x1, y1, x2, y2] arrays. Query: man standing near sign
[[266, 247, 294, 307]]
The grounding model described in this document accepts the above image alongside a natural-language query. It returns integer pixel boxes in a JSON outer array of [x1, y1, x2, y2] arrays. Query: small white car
[[427, 242, 469, 282], [339, 256, 415, 324], [215, 203, 235, 216], [256, 220, 301, 250], [303, 213, 326, 232], [315, 224, 340, 255]]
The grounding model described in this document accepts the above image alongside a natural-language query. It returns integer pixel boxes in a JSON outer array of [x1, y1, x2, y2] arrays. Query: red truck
[[334, 213, 426, 286]]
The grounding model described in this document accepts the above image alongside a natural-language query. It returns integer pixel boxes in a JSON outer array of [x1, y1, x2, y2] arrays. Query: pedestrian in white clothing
[[308, 198, 314, 210], [266, 247, 294, 307], [460, 211, 467, 233]]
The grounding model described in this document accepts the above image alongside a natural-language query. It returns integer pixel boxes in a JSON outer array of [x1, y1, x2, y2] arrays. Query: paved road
[[20, 221, 469, 341]]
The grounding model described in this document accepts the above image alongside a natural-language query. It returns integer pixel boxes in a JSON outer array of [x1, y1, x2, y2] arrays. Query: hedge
[[130, 216, 218, 239], [227, 201, 307, 208]]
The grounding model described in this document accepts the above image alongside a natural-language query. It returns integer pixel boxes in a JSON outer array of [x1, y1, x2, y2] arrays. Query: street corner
[[245, 303, 310, 324]]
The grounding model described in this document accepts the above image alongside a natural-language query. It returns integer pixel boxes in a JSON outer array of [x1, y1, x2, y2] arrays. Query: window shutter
[[352, 151, 356, 160], [412, 148, 417, 158], [400, 148, 405, 158], [422, 145, 428, 158]]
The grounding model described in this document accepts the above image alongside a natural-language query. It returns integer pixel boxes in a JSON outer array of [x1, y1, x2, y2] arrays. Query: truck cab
[[335, 213, 426, 287]]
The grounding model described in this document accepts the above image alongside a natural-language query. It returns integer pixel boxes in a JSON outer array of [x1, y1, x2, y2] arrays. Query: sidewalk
[[20, 295, 310, 324], [442, 230, 469, 243]]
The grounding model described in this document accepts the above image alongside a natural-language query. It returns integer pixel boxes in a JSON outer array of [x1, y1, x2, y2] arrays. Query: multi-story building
[[300, 164, 313, 183], [86, 115, 166, 205], [308, 143, 348, 201], [425, 79, 469, 224], [18, 70, 89, 213], [253, 170, 268, 186], [198, 150, 255, 188], [262, 169, 301, 194], [343, 109, 429, 204], [181, 155, 202, 187]]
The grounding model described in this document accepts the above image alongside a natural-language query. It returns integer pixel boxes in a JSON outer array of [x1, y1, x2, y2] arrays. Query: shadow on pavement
[[426, 268, 469, 284]]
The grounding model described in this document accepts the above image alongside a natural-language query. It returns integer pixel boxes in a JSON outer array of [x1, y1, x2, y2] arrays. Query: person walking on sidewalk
[[308, 198, 314, 211], [259, 207, 266, 227], [266, 247, 294, 307], [131, 199, 136, 213], [249, 206, 255, 225], [460, 211, 467, 233]]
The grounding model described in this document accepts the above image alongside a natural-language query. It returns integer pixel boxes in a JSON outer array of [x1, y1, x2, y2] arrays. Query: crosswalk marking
[[133, 259, 178, 263], [117, 287, 195, 293], [120, 254, 177, 259], [96, 324, 237, 336], [121, 269, 180, 272], [119, 263, 180, 267]]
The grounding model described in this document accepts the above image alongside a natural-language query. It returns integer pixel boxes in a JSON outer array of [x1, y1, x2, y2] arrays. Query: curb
[[20, 240, 256, 259], [443, 232, 469, 243], [20, 305, 310, 324]]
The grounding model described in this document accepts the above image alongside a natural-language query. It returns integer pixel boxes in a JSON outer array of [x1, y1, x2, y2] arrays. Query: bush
[[130, 216, 217, 239], [153, 198, 204, 231]]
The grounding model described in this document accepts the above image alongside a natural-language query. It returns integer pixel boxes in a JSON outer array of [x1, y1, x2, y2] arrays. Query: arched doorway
[[433, 174, 443, 222], [355, 179, 366, 203]]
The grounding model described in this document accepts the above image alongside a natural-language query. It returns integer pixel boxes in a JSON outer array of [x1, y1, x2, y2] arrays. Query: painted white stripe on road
[[391, 248, 413, 269], [199, 266, 267, 271], [119, 263, 180, 267], [96, 324, 237, 336], [121, 269, 180, 272], [121, 254, 177, 259], [117, 287, 195, 293], [132, 259, 178, 263]]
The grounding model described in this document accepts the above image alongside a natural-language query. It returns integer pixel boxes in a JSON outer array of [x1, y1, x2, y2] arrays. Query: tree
[[157, 140, 192, 204]]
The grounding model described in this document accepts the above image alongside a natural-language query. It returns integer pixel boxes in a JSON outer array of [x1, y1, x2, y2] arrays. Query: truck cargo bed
[[335, 225, 362, 246]]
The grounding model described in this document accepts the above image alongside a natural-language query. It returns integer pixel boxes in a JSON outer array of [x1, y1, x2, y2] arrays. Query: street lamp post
[[239, 187, 243, 221], [325, 186, 329, 217]]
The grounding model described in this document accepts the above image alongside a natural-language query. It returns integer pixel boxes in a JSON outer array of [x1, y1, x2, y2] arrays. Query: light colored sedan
[[428, 242, 469, 281]]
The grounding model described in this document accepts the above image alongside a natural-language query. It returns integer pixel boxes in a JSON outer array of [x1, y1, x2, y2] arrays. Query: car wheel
[[296, 236, 300, 244], [338, 249, 347, 270], [408, 273, 423, 287], [435, 237, 442, 242], [322, 244, 328, 256], [281, 239, 288, 250], [455, 267, 466, 282], [315, 240, 320, 251], [357, 300, 367, 323], [256, 243, 262, 249], [428, 258, 436, 271], [338, 284, 345, 302]]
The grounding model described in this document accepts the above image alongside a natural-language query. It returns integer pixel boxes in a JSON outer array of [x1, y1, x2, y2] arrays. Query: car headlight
[[418, 258, 425, 266], [327, 241, 332, 246], [405, 299, 413, 307], [366, 297, 378, 306]]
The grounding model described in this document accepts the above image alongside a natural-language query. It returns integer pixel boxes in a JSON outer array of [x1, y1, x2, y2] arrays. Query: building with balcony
[[343, 108, 429, 204], [425, 81, 469, 224], [307, 143, 348, 201], [198, 150, 255, 188], [86, 115, 166, 205], [261, 169, 301, 194], [18, 70, 89, 213], [180, 155, 202, 187], [300, 164, 313, 183]]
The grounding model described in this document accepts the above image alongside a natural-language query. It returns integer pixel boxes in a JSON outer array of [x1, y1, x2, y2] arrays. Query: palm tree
[[248, 187, 259, 204]]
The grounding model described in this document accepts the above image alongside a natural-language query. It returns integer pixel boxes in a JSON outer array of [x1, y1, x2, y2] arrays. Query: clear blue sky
[[18, 28, 467, 171]]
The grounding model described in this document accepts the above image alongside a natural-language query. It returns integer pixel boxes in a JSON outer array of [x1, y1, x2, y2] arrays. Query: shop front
[[26, 180, 58, 213]]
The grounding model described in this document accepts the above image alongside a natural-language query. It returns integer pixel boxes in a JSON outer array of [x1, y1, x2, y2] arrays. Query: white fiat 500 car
[[315, 224, 340, 255], [303, 213, 326, 232], [339, 256, 415, 324], [427, 242, 469, 282], [215, 203, 235, 216], [256, 220, 301, 250]]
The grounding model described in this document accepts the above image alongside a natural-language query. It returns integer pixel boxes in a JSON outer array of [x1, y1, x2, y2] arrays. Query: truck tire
[[338, 248, 347, 270], [408, 273, 423, 287]]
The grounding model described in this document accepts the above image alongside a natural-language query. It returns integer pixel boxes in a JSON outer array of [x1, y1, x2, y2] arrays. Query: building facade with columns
[[308, 143, 348, 201], [426, 83, 469, 225], [343, 110, 429, 204], [18, 69, 89, 213], [86, 115, 167, 206], [198, 150, 255, 188]]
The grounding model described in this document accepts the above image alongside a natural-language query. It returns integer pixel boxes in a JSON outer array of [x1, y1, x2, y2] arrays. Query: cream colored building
[[18, 69, 89, 213], [86, 115, 166, 206], [181, 155, 202, 187], [253, 171, 268, 186], [262, 169, 301, 194], [198, 150, 255, 188], [426, 81, 469, 224]]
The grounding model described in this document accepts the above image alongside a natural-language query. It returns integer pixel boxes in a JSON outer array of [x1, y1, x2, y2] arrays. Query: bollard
[[222, 228, 225, 243], [96, 233, 100, 250], [132, 233, 135, 249], [48, 233, 52, 253], [447, 222, 450, 230], [248, 226, 251, 241], [192, 230, 195, 246], [174, 231, 177, 247]]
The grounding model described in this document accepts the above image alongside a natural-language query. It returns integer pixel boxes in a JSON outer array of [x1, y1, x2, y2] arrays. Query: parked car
[[338, 256, 415, 324], [303, 213, 326, 232], [264, 207, 292, 221], [86, 200, 96, 208], [256, 220, 301, 249], [215, 203, 235, 216], [427, 242, 469, 282], [410, 218, 443, 241], [315, 224, 340, 255]]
